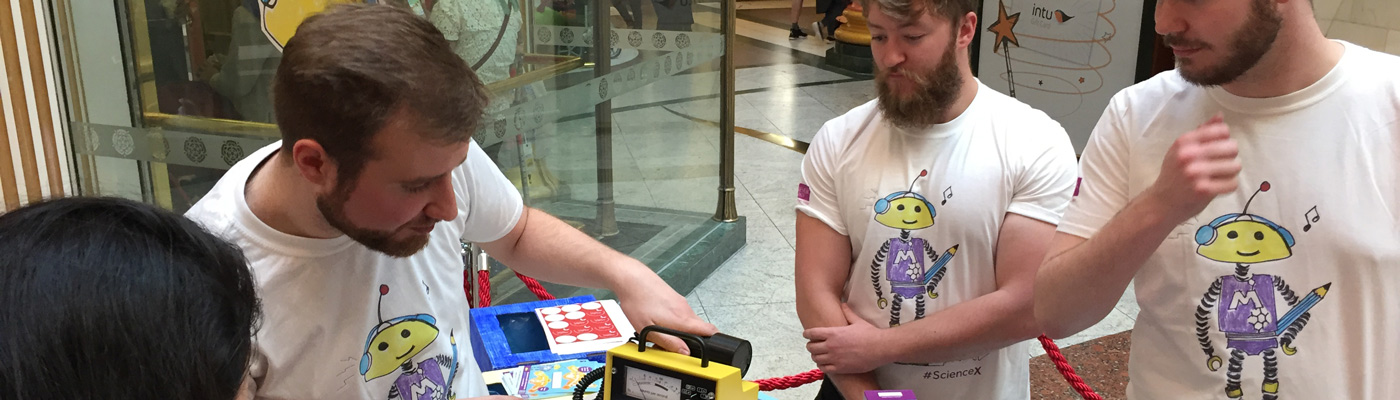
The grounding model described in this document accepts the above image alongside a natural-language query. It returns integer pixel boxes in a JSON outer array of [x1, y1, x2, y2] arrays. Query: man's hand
[[614, 270, 717, 355], [803, 304, 889, 374], [481, 208, 716, 355], [197, 55, 223, 82], [1147, 113, 1242, 222]]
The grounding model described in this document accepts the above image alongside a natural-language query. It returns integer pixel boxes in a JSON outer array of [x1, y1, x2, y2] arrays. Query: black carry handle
[[635, 325, 709, 368]]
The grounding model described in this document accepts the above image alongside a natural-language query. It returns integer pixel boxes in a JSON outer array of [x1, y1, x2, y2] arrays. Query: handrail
[[485, 54, 584, 95], [660, 106, 810, 154], [142, 112, 279, 138], [140, 54, 584, 138]]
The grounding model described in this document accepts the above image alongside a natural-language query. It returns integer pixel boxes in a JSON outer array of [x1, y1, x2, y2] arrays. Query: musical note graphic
[[1303, 206, 1320, 232], [942, 187, 953, 205]]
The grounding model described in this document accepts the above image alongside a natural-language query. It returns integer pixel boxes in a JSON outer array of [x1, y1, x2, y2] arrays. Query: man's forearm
[[797, 286, 880, 396], [795, 281, 850, 330], [796, 260, 883, 393], [485, 207, 650, 290], [880, 286, 1039, 365], [1035, 195, 1180, 338]]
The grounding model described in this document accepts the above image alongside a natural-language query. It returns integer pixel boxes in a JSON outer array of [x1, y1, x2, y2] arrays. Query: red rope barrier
[[477, 269, 492, 307], [516, 272, 556, 301], [465, 270, 474, 308], [749, 337, 1101, 399], [470, 272, 1100, 399], [754, 369, 824, 391], [1037, 335, 1102, 400]]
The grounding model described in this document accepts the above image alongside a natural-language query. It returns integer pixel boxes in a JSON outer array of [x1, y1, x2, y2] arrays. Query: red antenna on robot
[[906, 170, 928, 193], [1242, 181, 1270, 215], [377, 284, 389, 324]]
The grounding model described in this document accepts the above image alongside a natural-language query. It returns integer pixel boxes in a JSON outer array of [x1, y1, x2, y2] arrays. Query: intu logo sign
[[1030, 3, 1075, 27]]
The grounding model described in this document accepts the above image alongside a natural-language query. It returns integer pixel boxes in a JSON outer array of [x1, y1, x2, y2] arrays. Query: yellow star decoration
[[987, 0, 1021, 54]]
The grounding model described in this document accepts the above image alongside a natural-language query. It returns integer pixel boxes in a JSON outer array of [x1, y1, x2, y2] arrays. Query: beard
[[316, 181, 433, 258], [876, 39, 964, 130], [1165, 0, 1282, 86]]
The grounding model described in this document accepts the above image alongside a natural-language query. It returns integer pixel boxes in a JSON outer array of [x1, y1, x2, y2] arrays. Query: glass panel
[[59, 0, 283, 211], [465, 0, 738, 302], [53, 0, 742, 304]]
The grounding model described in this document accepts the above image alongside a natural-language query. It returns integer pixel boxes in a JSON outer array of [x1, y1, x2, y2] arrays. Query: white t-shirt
[[1060, 41, 1400, 399], [186, 141, 524, 400], [796, 81, 1078, 399]]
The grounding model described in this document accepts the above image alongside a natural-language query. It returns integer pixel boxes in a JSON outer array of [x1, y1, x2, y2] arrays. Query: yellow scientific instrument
[[573, 326, 758, 400]]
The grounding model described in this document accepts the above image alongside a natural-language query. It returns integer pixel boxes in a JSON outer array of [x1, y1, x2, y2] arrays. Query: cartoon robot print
[[869, 170, 959, 327], [1192, 182, 1332, 400], [361, 284, 460, 400]]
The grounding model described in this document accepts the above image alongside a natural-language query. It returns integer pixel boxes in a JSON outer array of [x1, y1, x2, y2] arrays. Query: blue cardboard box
[[469, 296, 613, 372]]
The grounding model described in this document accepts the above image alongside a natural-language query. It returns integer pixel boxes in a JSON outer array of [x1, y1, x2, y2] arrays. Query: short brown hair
[[272, 3, 488, 184], [857, 0, 978, 24]]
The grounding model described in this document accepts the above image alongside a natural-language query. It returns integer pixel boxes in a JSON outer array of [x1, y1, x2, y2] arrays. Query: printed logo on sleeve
[[1073, 177, 1082, 197], [798, 183, 811, 204]]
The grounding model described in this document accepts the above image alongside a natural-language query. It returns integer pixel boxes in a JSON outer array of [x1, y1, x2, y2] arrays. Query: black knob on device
[[700, 333, 752, 378]]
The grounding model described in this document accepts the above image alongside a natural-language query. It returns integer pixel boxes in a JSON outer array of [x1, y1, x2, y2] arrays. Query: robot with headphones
[[359, 284, 460, 400], [867, 170, 959, 328], [1190, 182, 1331, 400]]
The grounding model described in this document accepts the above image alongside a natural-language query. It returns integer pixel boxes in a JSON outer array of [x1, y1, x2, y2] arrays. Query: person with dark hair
[[184, 4, 713, 399], [793, 0, 1075, 398], [0, 196, 261, 400]]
